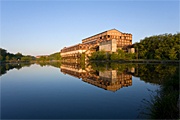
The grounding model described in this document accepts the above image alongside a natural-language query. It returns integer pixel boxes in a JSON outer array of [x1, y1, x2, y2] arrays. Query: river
[[0, 62, 178, 119]]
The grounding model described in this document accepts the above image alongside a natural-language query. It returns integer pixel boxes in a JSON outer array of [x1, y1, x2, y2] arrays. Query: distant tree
[[0, 48, 7, 56], [39, 56, 46, 61], [15, 52, 23, 59], [5, 56, 9, 61], [0, 55, 3, 61], [21, 56, 31, 62], [0, 48, 36, 62], [47, 52, 61, 60]]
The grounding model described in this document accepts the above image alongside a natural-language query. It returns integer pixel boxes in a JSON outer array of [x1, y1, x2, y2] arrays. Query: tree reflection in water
[[1, 62, 179, 119], [0, 63, 32, 76]]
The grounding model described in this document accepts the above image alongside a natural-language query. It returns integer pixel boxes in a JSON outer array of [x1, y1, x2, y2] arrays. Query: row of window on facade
[[62, 43, 131, 53], [98, 35, 131, 40], [119, 42, 131, 45], [62, 45, 91, 52], [84, 35, 131, 43]]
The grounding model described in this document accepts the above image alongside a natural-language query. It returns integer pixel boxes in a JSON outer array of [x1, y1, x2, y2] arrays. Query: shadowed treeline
[[0, 62, 61, 76], [0, 63, 32, 76]]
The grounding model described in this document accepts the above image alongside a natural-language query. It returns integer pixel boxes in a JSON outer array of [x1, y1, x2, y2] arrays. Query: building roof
[[61, 43, 81, 50], [82, 28, 122, 41]]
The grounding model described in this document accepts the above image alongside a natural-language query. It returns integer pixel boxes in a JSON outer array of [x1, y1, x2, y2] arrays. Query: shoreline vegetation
[[1, 33, 180, 63], [90, 59, 179, 63], [0, 48, 61, 64]]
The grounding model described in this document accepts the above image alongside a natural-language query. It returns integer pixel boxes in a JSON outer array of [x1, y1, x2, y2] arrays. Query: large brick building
[[60, 29, 134, 62]]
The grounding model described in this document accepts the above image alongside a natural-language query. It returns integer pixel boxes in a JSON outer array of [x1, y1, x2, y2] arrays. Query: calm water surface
[[1, 62, 177, 119]]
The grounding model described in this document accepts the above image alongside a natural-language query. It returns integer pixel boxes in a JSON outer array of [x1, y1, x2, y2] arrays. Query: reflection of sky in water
[[1, 64, 159, 119]]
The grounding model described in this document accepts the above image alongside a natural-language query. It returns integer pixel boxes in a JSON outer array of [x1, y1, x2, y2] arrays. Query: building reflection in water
[[60, 63, 134, 92]]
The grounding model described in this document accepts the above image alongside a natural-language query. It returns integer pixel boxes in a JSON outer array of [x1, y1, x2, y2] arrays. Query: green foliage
[[110, 52, 118, 60], [48, 52, 61, 60], [5, 56, 9, 61], [15, 52, 23, 59], [90, 62, 108, 71], [0, 55, 3, 61], [37, 61, 61, 68], [134, 33, 180, 60], [0, 48, 35, 62], [111, 49, 129, 60], [133, 64, 178, 84], [117, 49, 125, 59], [21, 56, 33, 62], [89, 50, 107, 60], [37, 52, 61, 62], [90, 49, 135, 61], [80, 52, 85, 69], [0, 48, 7, 59], [81, 52, 85, 62], [1, 63, 31, 76], [38, 56, 47, 62]]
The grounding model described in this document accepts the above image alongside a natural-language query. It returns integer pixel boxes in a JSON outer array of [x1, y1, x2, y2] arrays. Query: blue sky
[[1, 0, 179, 56]]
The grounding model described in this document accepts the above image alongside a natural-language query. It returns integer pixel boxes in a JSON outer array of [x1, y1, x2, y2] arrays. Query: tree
[[15, 52, 23, 59], [21, 56, 31, 62], [5, 56, 9, 61], [0, 55, 3, 61], [168, 48, 177, 60], [117, 49, 125, 59], [89, 50, 107, 60], [134, 33, 180, 60], [111, 52, 118, 60]]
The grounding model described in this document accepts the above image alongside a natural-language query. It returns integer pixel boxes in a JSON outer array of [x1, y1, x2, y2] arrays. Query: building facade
[[60, 29, 133, 62]]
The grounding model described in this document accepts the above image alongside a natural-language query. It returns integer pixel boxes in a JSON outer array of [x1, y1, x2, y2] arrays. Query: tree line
[[0, 48, 61, 62], [0, 48, 35, 62], [134, 33, 180, 60], [36, 52, 61, 62]]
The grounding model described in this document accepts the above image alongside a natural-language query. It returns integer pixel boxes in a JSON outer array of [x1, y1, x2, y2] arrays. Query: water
[[0, 62, 178, 119]]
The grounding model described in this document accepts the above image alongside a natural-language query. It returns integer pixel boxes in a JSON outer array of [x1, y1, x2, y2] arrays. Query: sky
[[0, 0, 179, 56]]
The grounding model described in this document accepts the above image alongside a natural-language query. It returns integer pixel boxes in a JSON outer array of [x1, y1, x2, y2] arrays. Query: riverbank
[[0, 61, 33, 65], [0, 60, 61, 64], [89, 59, 180, 64]]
